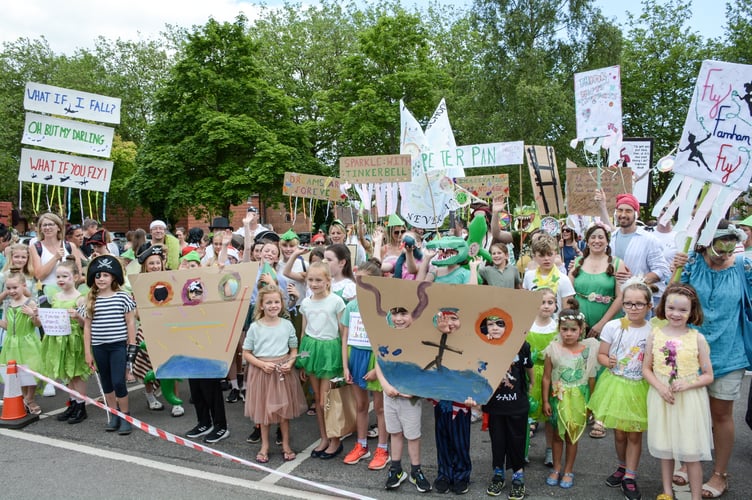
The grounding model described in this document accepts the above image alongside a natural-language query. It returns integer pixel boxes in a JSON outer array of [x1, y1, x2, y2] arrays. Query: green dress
[[527, 319, 558, 422], [40, 292, 90, 380], [572, 257, 620, 329], [0, 302, 43, 374]]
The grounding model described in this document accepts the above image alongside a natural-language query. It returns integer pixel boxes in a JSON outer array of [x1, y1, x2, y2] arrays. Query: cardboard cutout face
[[132, 262, 259, 379], [357, 276, 541, 404]]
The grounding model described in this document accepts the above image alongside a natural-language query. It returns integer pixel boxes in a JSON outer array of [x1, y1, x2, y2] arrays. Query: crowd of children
[[1, 209, 748, 500]]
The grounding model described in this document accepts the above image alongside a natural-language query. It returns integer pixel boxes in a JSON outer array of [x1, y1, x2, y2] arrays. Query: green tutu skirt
[[296, 335, 343, 380], [41, 329, 91, 380], [588, 370, 648, 432], [529, 363, 546, 422]]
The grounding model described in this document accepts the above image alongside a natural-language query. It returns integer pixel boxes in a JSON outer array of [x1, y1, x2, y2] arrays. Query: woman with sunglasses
[[559, 226, 583, 273], [669, 220, 750, 498]]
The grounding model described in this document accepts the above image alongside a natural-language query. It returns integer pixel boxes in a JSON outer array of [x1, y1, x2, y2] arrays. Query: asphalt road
[[1, 375, 750, 499]]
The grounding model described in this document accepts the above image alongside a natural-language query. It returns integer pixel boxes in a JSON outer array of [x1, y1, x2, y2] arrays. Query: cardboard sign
[[526, 145, 565, 215], [565, 166, 633, 216], [574, 65, 622, 140], [674, 60, 752, 190], [454, 174, 509, 199], [621, 138, 654, 205], [339, 154, 411, 183], [357, 276, 541, 404], [131, 262, 259, 379], [18, 148, 113, 193], [24, 82, 121, 124], [23, 112, 114, 158], [37, 308, 72, 336], [283, 172, 344, 202]]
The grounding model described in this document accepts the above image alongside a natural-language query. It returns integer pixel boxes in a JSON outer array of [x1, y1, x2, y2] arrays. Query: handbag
[[323, 381, 357, 438], [734, 257, 752, 368]]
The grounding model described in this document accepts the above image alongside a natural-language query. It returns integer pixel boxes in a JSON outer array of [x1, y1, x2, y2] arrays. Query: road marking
[[0, 429, 339, 499]]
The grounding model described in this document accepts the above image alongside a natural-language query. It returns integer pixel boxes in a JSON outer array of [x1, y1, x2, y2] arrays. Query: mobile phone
[[247, 206, 257, 213]]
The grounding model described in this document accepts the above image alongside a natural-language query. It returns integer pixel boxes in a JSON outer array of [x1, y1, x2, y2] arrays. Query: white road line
[[0, 429, 338, 500]]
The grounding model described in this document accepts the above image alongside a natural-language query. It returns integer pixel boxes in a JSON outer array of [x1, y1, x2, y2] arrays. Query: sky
[[0, 0, 728, 56]]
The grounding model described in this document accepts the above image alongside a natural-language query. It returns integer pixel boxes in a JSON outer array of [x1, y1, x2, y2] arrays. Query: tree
[[133, 15, 316, 220], [326, 4, 449, 160], [620, 0, 716, 205]]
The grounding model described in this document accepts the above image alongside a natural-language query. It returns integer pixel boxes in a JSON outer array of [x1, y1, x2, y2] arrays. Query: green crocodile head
[[513, 205, 541, 234], [425, 236, 469, 266]]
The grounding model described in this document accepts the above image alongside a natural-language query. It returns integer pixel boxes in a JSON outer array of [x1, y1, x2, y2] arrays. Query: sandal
[[306, 404, 316, 416], [673, 469, 689, 486], [546, 471, 561, 486], [589, 421, 606, 439], [25, 400, 42, 415], [559, 472, 575, 489], [256, 452, 269, 464], [702, 472, 729, 498], [529, 421, 538, 438], [283, 450, 297, 462]]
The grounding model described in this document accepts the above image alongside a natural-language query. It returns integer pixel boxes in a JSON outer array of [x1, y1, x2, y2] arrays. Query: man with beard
[[595, 191, 669, 300], [149, 220, 180, 270]]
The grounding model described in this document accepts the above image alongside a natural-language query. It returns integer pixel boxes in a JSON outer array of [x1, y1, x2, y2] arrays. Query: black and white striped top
[[79, 291, 136, 345]]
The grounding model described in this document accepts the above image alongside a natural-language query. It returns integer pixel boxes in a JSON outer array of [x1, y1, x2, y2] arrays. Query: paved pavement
[[1, 374, 750, 499]]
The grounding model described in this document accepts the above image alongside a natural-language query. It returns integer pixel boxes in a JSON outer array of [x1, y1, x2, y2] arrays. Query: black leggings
[[92, 341, 128, 398]]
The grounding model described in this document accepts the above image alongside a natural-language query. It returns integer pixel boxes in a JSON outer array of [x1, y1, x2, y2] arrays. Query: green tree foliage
[[327, 3, 448, 159], [620, 0, 716, 205], [133, 15, 316, 220]]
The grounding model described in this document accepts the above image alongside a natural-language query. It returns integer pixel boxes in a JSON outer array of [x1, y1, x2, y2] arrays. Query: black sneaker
[[486, 474, 505, 496], [386, 469, 407, 489], [434, 477, 451, 494], [621, 478, 642, 500], [226, 388, 241, 403], [507, 479, 525, 500], [276, 426, 283, 445], [247, 426, 261, 443], [606, 467, 626, 488], [240, 388, 246, 401], [186, 424, 213, 438], [204, 427, 229, 444], [220, 379, 231, 391], [410, 468, 432, 493], [453, 480, 469, 495]]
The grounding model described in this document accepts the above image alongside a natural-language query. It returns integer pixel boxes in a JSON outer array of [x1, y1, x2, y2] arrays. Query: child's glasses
[[623, 301, 648, 310]]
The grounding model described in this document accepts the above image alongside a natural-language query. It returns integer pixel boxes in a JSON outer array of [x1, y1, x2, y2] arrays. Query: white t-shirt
[[599, 318, 651, 381], [300, 293, 345, 341]]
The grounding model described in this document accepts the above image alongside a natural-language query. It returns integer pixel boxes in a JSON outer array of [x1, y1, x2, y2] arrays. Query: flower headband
[[559, 313, 585, 322], [620, 274, 651, 293]]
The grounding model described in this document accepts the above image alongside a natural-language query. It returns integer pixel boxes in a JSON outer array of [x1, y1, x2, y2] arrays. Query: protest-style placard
[[283, 172, 344, 202], [673, 60, 752, 190], [526, 145, 565, 215], [18, 148, 113, 193], [621, 138, 654, 205], [454, 174, 509, 198], [565, 165, 633, 216], [339, 154, 411, 183], [22, 112, 114, 158], [37, 308, 72, 336], [417, 141, 524, 172], [24, 82, 121, 124], [574, 65, 622, 140]]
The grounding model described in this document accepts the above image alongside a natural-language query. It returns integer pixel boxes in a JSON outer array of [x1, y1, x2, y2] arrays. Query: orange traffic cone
[[0, 360, 39, 429]]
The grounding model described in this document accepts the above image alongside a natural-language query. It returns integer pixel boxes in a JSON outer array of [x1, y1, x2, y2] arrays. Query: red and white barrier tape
[[13, 365, 375, 500]]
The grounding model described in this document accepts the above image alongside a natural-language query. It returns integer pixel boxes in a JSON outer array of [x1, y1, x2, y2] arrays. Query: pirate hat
[[87, 255, 125, 287]]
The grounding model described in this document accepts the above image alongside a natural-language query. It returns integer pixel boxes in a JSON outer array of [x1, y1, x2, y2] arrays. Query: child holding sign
[[341, 260, 389, 470], [41, 260, 89, 424]]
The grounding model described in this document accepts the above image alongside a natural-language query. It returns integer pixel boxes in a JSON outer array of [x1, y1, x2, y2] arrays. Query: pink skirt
[[244, 355, 307, 424]]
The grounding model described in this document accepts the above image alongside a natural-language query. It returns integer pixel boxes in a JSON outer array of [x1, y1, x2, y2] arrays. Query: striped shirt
[[80, 292, 136, 345]]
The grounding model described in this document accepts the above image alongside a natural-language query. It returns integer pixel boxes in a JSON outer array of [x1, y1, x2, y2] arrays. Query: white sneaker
[[43, 383, 56, 397], [146, 392, 164, 411], [171, 405, 185, 417]]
